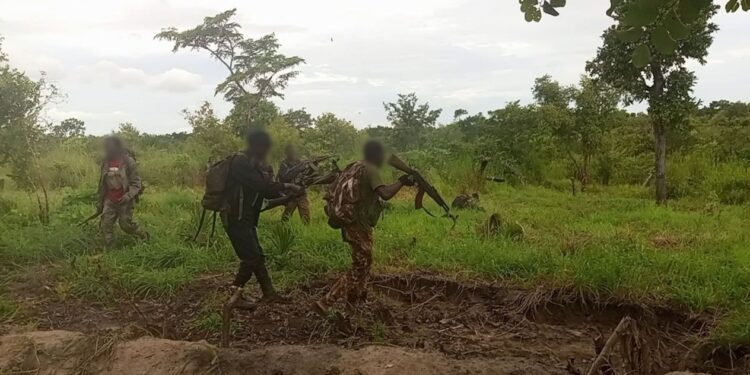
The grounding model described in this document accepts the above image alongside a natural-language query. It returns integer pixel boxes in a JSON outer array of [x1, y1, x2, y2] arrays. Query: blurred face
[[251, 143, 272, 160], [368, 149, 385, 167], [103, 140, 120, 159], [285, 145, 298, 160]]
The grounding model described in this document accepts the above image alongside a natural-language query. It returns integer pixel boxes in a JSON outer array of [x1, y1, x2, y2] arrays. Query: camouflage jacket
[[97, 154, 142, 204]]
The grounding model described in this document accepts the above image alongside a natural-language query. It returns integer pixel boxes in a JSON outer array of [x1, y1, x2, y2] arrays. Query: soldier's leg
[[319, 224, 373, 307], [116, 201, 149, 241], [100, 200, 118, 247], [297, 194, 311, 225], [223, 221, 261, 310], [344, 225, 373, 302], [281, 199, 298, 222]]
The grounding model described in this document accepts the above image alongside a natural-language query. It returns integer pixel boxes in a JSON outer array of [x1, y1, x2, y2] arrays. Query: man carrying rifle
[[224, 131, 303, 309], [313, 140, 414, 314], [277, 144, 311, 224], [97, 136, 149, 247]]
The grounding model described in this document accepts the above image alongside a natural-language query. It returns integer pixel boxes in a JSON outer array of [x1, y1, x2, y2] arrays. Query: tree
[[453, 108, 468, 121], [49, 118, 85, 139], [283, 108, 314, 130], [183, 102, 241, 160], [383, 93, 442, 150], [306, 113, 362, 157], [0, 39, 58, 224], [117, 122, 141, 149], [156, 9, 304, 135], [587, 2, 717, 203], [569, 77, 621, 190]]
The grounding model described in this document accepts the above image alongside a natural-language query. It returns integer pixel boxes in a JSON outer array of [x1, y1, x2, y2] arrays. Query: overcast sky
[[0, 0, 746, 134]]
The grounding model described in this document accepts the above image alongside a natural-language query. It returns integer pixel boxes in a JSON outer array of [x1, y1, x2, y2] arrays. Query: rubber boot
[[255, 263, 290, 304]]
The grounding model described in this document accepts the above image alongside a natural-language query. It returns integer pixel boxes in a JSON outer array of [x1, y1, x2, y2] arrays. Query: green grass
[[1, 183, 750, 344]]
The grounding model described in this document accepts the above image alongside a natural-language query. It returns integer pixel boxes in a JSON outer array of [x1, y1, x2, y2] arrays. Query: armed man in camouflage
[[97, 136, 149, 247], [277, 144, 311, 224], [313, 140, 414, 314]]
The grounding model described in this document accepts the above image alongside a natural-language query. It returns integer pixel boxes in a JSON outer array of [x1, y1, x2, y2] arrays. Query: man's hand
[[283, 183, 304, 194], [117, 195, 132, 205], [398, 174, 416, 187]]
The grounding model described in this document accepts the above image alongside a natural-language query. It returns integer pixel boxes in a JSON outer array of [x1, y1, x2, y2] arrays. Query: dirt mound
[[0, 330, 560, 374]]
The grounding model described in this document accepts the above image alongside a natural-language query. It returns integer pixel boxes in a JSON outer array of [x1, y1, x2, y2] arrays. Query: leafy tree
[[0, 39, 58, 223], [283, 108, 314, 130], [225, 99, 280, 135], [453, 108, 468, 121], [117, 122, 141, 146], [587, 2, 717, 203], [532, 75, 575, 108], [183, 102, 241, 161], [267, 117, 301, 162], [155, 9, 304, 135], [49, 118, 85, 139], [383, 93, 442, 150], [306, 113, 362, 157]]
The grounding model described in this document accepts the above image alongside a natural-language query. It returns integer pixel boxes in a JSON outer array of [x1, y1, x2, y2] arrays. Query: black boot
[[255, 263, 290, 304]]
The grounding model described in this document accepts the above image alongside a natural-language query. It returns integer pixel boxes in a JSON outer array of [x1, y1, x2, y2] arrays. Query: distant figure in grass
[[98, 136, 149, 247], [223, 130, 303, 310], [314, 140, 415, 314], [277, 144, 311, 224]]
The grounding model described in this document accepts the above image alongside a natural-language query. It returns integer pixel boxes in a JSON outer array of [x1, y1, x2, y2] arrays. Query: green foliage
[[155, 9, 304, 136], [304, 113, 363, 158], [384, 93, 442, 150]]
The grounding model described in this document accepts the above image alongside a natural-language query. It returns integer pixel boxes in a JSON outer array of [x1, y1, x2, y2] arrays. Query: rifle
[[279, 155, 337, 186], [78, 206, 103, 226], [388, 154, 457, 228], [261, 164, 340, 212]]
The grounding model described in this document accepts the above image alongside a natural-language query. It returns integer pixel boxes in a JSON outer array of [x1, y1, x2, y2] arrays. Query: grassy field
[[1, 182, 749, 344]]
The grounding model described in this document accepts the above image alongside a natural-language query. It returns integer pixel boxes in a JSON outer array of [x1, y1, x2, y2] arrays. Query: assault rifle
[[261, 156, 340, 212], [388, 154, 457, 228], [279, 155, 336, 183]]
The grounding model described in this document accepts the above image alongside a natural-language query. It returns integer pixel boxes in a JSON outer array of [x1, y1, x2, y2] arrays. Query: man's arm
[[121, 156, 142, 203], [232, 156, 297, 198], [375, 181, 405, 201]]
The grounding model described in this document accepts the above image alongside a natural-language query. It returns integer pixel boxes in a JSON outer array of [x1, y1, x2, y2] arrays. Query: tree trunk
[[580, 153, 591, 192], [649, 62, 668, 205], [653, 122, 668, 204]]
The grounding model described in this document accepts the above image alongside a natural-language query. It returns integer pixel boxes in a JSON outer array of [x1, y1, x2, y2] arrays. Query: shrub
[[719, 180, 750, 205]]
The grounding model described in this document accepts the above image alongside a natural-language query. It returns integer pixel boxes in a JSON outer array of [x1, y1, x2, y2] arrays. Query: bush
[[719, 180, 750, 205]]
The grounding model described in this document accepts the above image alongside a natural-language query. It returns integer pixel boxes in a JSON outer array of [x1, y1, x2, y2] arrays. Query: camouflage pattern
[[281, 193, 311, 224], [322, 222, 373, 304], [100, 199, 148, 246], [97, 154, 142, 204]]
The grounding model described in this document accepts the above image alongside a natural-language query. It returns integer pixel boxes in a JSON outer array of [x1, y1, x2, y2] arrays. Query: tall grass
[[2, 170, 750, 343]]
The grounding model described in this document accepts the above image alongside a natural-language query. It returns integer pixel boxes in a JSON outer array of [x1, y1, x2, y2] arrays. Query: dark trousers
[[224, 219, 270, 288]]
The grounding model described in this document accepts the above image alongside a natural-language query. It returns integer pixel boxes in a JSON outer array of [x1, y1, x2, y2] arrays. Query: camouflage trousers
[[100, 199, 147, 246], [322, 223, 373, 305], [281, 193, 311, 224]]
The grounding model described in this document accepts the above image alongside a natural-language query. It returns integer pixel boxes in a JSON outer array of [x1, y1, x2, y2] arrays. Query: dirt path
[[2, 272, 746, 374]]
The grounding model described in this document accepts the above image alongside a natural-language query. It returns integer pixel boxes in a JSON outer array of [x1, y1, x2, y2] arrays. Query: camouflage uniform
[[321, 162, 383, 305], [278, 158, 311, 224], [281, 194, 311, 224], [98, 154, 148, 246]]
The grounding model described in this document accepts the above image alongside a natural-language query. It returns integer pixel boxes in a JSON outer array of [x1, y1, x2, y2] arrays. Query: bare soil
[[2, 272, 747, 374]]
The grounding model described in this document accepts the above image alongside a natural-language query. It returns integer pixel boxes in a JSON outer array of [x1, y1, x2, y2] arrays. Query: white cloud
[[76, 61, 201, 93], [0, 0, 745, 133], [293, 71, 359, 85], [150, 68, 203, 93]]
